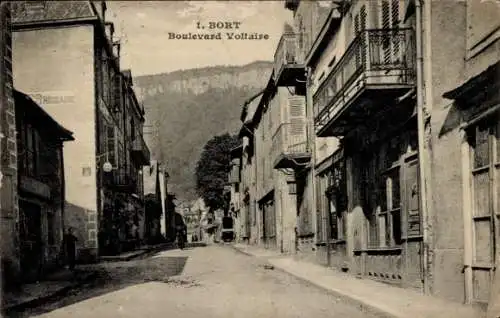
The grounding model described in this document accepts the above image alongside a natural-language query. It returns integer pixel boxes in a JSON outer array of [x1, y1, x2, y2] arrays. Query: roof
[[14, 89, 74, 141], [251, 72, 276, 126], [240, 90, 265, 122], [11, 1, 97, 25]]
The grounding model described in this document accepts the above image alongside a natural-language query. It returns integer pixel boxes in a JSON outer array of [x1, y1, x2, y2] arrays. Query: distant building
[[228, 145, 242, 242], [191, 197, 209, 241], [142, 160, 166, 242]]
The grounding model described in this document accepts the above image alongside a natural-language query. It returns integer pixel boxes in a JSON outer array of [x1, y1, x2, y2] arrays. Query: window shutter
[[391, 0, 400, 27], [229, 158, 240, 184], [287, 96, 307, 153], [114, 73, 122, 112], [360, 5, 367, 31], [382, 0, 391, 29], [106, 125, 116, 166], [391, 0, 401, 63]]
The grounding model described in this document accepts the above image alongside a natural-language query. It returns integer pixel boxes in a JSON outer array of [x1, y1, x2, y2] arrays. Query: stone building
[[14, 90, 74, 282], [11, 1, 150, 261], [237, 92, 262, 245]]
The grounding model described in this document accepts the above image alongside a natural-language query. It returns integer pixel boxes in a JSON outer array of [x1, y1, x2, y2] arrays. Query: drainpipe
[[305, 67, 319, 251], [0, 132, 3, 212], [415, 0, 430, 295]]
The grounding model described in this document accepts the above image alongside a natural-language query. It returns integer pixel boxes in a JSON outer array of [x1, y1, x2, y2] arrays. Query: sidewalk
[[2, 243, 172, 313], [1, 269, 96, 313], [232, 244, 485, 318]]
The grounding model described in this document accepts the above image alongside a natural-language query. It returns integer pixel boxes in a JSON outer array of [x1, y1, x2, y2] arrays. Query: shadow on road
[[3, 244, 209, 317]]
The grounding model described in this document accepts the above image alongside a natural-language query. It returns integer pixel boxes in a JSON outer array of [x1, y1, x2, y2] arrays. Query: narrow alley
[[6, 245, 378, 318]]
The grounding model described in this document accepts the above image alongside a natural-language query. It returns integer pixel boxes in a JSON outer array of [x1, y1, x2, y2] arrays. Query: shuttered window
[[353, 4, 367, 68], [380, 0, 402, 65], [287, 96, 307, 154], [106, 125, 116, 166]]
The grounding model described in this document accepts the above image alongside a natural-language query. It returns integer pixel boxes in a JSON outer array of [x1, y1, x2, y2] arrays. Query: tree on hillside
[[195, 133, 240, 212]]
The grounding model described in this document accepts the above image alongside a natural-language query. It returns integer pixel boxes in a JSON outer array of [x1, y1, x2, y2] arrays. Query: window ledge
[[353, 247, 403, 254], [316, 239, 347, 246]]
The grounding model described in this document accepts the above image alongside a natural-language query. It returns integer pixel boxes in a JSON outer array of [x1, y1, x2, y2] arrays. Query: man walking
[[62, 227, 78, 271]]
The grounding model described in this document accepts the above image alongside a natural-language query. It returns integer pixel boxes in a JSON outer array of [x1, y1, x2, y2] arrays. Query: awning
[[443, 61, 500, 101]]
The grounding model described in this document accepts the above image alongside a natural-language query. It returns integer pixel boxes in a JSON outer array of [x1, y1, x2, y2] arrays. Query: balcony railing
[[104, 170, 138, 194], [131, 134, 151, 166], [274, 33, 305, 86], [271, 122, 311, 169], [313, 28, 416, 136]]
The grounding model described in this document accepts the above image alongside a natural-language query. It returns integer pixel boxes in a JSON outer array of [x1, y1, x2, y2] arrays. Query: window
[[19, 123, 40, 178], [327, 159, 348, 240], [106, 126, 116, 166], [365, 135, 404, 248], [47, 212, 55, 245], [130, 119, 136, 141]]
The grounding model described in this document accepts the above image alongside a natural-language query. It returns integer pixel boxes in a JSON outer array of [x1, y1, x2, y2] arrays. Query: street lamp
[[96, 152, 114, 172], [103, 161, 113, 173]]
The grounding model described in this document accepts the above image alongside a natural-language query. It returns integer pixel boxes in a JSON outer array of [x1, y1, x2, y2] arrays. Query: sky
[[106, 1, 293, 76]]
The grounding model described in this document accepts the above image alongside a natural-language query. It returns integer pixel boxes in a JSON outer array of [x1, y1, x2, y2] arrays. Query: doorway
[[19, 199, 43, 282], [468, 118, 499, 303]]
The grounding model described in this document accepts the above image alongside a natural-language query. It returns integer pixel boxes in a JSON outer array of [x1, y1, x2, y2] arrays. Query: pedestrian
[[62, 227, 78, 271]]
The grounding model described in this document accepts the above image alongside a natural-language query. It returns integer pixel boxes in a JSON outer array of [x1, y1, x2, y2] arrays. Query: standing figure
[[62, 227, 78, 271]]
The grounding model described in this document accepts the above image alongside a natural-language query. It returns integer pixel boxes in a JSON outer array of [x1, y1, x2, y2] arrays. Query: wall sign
[[29, 91, 76, 106]]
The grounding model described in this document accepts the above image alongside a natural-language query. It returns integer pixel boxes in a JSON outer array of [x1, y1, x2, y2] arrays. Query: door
[[469, 118, 500, 303], [262, 199, 276, 249], [404, 157, 424, 290], [19, 200, 43, 282]]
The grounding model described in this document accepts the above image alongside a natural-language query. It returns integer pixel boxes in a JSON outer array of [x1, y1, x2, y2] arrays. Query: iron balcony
[[274, 33, 306, 88], [314, 28, 416, 137], [130, 134, 151, 166], [271, 122, 311, 170]]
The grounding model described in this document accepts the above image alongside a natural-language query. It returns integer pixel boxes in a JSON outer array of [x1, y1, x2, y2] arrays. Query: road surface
[[11, 244, 378, 318]]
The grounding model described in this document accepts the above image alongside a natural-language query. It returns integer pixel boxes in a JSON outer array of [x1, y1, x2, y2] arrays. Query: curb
[[2, 271, 98, 314], [231, 245, 397, 318], [230, 245, 255, 257], [264, 259, 399, 318]]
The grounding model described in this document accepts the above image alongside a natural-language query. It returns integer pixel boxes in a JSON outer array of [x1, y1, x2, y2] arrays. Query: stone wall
[[0, 2, 20, 286]]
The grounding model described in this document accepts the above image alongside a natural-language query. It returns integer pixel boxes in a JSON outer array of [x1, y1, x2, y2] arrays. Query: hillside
[[134, 61, 273, 202]]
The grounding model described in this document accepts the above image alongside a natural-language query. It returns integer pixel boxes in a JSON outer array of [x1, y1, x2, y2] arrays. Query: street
[[7, 245, 378, 318]]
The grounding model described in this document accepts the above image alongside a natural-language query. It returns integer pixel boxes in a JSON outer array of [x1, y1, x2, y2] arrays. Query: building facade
[[14, 90, 74, 282], [234, 0, 499, 311], [11, 1, 150, 261], [238, 92, 262, 245], [437, 0, 499, 307], [143, 161, 166, 243], [228, 145, 242, 242]]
